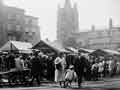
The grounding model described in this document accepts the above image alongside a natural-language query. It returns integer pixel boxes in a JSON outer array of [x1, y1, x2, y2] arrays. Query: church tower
[[57, 0, 79, 46]]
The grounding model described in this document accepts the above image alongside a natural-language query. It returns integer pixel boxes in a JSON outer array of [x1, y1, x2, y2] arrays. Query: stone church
[[57, 0, 79, 47]]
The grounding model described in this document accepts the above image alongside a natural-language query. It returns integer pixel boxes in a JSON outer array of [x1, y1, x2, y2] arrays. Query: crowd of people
[[54, 52, 120, 88], [89, 55, 120, 80], [0, 52, 55, 86], [0, 51, 119, 88]]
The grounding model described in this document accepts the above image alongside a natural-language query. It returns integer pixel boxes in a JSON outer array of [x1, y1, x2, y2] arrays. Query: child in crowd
[[65, 65, 77, 88]]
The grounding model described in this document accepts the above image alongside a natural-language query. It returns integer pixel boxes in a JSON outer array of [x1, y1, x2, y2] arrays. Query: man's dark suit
[[30, 56, 41, 85], [74, 56, 88, 88]]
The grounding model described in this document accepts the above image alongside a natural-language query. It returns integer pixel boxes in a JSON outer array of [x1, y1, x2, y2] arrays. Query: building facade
[[57, 0, 120, 50], [57, 0, 79, 46], [72, 19, 120, 50], [23, 15, 40, 45], [0, 0, 41, 47]]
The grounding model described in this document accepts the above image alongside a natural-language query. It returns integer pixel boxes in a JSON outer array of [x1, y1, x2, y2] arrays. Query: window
[[16, 15, 20, 20], [12, 36, 16, 40], [29, 32, 33, 36], [8, 35, 16, 40], [8, 35, 12, 40], [16, 25, 21, 31], [32, 19, 38, 25], [9, 14, 16, 21], [8, 14, 12, 19], [7, 24, 12, 30], [25, 18, 29, 24], [25, 39, 28, 42], [97, 31, 102, 38], [29, 19, 32, 24], [32, 31, 35, 35], [25, 28, 29, 33]]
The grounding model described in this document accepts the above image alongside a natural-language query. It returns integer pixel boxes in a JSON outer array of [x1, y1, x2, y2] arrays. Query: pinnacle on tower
[[109, 18, 113, 29], [58, 4, 60, 8], [73, 2, 77, 8], [64, 0, 72, 8]]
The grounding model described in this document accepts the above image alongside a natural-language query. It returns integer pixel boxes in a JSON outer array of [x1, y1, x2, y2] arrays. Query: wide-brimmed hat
[[69, 65, 74, 69], [54, 58, 62, 64], [38, 52, 43, 56]]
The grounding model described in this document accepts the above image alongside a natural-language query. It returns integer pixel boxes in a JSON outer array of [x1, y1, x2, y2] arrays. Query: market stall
[[32, 40, 69, 55], [65, 47, 78, 53], [90, 49, 120, 56], [0, 41, 33, 54], [89, 49, 120, 61], [78, 48, 94, 53]]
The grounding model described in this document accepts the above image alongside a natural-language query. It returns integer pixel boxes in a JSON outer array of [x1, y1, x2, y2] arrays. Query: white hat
[[69, 65, 74, 69], [38, 52, 43, 56], [54, 57, 62, 64]]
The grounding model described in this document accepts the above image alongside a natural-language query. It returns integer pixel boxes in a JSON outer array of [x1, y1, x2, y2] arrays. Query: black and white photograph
[[0, 0, 120, 90]]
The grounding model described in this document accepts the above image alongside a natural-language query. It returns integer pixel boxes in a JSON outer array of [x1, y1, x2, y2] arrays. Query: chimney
[[109, 18, 113, 29], [64, 0, 72, 9], [91, 25, 95, 31]]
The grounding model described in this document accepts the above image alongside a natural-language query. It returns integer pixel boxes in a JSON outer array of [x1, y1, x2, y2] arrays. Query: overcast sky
[[4, 0, 120, 41]]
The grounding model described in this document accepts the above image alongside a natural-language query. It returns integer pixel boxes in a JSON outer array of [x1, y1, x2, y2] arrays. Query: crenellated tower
[[57, 0, 79, 46]]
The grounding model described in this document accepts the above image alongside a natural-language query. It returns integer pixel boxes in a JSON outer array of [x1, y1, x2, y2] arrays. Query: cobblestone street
[[0, 77, 120, 90]]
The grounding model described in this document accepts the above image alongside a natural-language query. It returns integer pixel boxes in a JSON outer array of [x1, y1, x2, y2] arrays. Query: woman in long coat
[[54, 53, 66, 88]]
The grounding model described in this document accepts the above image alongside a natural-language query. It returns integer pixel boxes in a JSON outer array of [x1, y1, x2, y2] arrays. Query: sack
[[56, 63, 62, 70]]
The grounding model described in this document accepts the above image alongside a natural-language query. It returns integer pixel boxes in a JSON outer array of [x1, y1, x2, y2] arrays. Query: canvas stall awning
[[78, 48, 94, 53], [50, 41, 69, 53], [65, 47, 78, 53], [103, 49, 120, 55], [89, 49, 120, 57], [0, 41, 33, 53], [32, 40, 69, 54]]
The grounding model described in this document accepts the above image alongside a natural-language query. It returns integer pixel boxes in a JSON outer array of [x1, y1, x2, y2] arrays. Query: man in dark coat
[[8, 53, 15, 70], [84, 59, 92, 81], [47, 56, 55, 81], [30, 53, 41, 86], [74, 53, 88, 88]]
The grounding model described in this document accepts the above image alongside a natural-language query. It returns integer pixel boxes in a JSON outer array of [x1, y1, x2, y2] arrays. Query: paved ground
[[1, 77, 120, 90]]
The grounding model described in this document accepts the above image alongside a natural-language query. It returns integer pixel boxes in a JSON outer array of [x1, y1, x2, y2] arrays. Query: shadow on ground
[[70, 87, 120, 90]]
